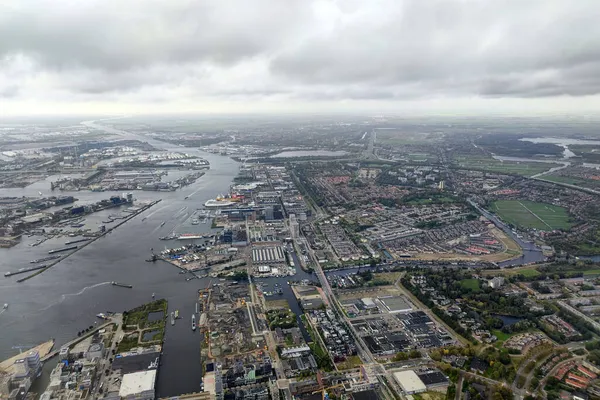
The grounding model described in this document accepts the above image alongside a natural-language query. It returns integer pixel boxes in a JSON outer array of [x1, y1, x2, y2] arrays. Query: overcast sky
[[2, 0, 600, 116]]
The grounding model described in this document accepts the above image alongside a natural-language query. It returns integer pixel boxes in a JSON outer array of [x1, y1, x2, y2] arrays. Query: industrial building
[[119, 370, 157, 400], [251, 246, 285, 264], [379, 296, 413, 313], [393, 370, 426, 394], [416, 370, 449, 390], [289, 214, 300, 238]]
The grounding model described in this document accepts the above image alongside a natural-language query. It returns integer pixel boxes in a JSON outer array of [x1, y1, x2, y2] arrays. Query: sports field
[[491, 200, 572, 231], [454, 156, 559, 177]]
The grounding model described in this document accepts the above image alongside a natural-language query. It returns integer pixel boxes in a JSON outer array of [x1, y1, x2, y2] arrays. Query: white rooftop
[[394, 370, 426, 393], [119, 370, 156, 397]]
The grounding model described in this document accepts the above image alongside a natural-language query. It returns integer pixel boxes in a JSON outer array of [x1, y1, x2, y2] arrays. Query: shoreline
[[15, 199, 162, 282]]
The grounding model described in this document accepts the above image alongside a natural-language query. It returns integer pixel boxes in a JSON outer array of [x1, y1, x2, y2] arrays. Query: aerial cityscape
[[2, 115, 600, 400], [3, 1, 600, 400]]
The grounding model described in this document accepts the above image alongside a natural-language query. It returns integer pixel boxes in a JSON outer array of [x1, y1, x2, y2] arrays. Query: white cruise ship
[[204, 198, 237, 208]]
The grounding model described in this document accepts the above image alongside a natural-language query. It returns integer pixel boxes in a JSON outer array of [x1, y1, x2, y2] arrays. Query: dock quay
[[0, 339, 55, 374], [40, 321, 113, 362], [12, 199, 162, 282], [48, 245, 78, 254], [4, 264, 47, 277], [64, 238, 91, 245]]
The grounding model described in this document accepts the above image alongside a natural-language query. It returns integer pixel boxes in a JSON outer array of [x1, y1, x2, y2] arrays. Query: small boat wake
[[185, 183, 207, 199], [173, 206, 187, 217], [0, 282, 114, 328], [151, 220, 168, 234], [144, 204, 169, 221], [62, 282, 112, 299], [40, 282, 112, 311]]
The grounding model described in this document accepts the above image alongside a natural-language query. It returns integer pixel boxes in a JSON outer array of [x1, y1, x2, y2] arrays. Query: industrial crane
[[311, 383, 346, 400]]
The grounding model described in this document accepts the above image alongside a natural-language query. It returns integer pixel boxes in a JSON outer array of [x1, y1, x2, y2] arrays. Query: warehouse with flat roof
[[393, 370, 426, 394], [379, 296, 413, 313], [252, 246, 285, 263], [119, 370, 157, 400]]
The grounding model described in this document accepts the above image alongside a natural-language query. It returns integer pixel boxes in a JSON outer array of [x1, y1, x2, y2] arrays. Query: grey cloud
[[2, 0, 600, 108], [270, 0, 600, 99], [0, 85, 19, 98], [0, 0, 308, 71]]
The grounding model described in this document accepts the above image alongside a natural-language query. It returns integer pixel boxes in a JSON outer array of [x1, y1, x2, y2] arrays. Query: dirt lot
[[264, 298, 289, 311], [337, 285, 402, 301]]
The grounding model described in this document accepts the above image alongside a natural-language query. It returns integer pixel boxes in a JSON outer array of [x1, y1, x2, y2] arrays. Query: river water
[[0, 121, 559, 396], [0, 122, 240, 397], [519, 137, 600, 160]]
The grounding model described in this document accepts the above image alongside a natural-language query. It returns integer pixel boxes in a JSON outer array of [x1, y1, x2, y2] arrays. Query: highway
[[362, 130, 377, 160]]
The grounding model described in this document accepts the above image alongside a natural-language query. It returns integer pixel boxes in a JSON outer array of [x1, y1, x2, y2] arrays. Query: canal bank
[[0, 121, 240, 397]]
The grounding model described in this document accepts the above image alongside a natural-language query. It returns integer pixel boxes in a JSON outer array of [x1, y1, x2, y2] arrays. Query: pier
[[40, 320, 114, 362], [0, 339, 55, 373], [48, 245, 78, 254], [4, 264, 47, 277], [14, 199, 162, 282], [64, 238, 91, 245]]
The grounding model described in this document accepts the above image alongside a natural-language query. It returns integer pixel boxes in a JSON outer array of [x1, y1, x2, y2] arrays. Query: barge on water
[[111, 281, 133, 289], [48, 245, 78, 254], [30, 255, 61, 264], [5, 264, 47, 277], [65, 238, 90, 245]]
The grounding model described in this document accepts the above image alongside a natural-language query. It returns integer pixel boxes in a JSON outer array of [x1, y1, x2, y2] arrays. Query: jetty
[[4, 264, 47, 277], [64, 238, 90, 245], [40, 321, 113, 362], [0, 339, 55, 373], [13, 199, 162, 283], [48, 245, 78, 254]]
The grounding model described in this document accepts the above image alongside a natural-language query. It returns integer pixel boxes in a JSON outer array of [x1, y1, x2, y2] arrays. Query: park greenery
[[117, 333, 140, 353], [224, 270, 249, 281], [266, 309, 297, 330], [402, 269, 552, 341], [123, 299, 167, 329], [118, 299, 167, 353], [585, 340, 600, 366], [301, 315, 334, 372], [392, 349, 422, 361], [436, 346, 515, 399]]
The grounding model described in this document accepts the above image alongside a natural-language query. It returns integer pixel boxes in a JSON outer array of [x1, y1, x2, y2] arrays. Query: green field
[[583, 269, 600, 277], [455, 156, 559, 177], [482, 267, 541, 278], [492, 329, 515, 342], [519, 268, 541, 277], [491, 200, 573, 231], [542, 174, 600, 189], [460, 278, 481, 292]]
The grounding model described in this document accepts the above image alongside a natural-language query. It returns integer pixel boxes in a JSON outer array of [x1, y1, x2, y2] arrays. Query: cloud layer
[[2, 0, 600, 114]]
